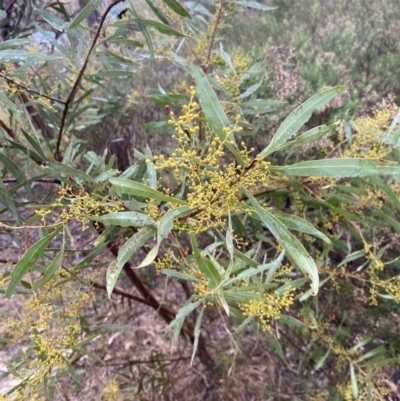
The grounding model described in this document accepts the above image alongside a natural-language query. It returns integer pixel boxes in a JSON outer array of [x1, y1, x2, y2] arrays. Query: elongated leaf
[[110, 177, 188, 205], [47, 162, 93, 182], [0, 153, 25, 184], [6, 230, 59, 298], [90, 212, 155, 227], [69, 0, 103, 29], [313, 349, 331, 372], [279, 314, 306, 328], [243, 187, 319, 295], [107, 226, 156, 298], [36, 9, 67, 31], [271, 123, 337, 153], [0, 93, 20, 115], [350, 363, 358, 399], [270, 158, 400, 177], [237, 82, 262, 100], [259, 86, 345, 158], [191, 306, 204, 365], [0, 179, 20, 224], [33, 248, 64, 290], [189, 64, 244, 163], [145, 0, 170, 25], [272, 210, 331, 243], [225, 252, 284, 286], [162, 0, 191, 18], [137, 206, 191, 268], [191, 234, 221, 290], [219, 42, 234, 71], [113, 17, 186, 36], [162, 269, 200, 281]]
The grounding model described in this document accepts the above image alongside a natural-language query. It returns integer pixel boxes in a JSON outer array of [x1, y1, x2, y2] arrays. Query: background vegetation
[[0, 0, 400, 400]]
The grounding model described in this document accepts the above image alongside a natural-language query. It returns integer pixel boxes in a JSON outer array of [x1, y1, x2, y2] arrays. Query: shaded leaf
[[6, 230, 59, 298]]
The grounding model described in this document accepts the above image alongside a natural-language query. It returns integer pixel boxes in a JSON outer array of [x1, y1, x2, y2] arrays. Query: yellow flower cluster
[[155, 88, 270, 232], [214, 50, 253, 99], [239, 289, 294, 332], [154, 248, 175, 272], [1, 274, 93, 400], [36, 187, 121, 230], [344, 106, 398, 159]]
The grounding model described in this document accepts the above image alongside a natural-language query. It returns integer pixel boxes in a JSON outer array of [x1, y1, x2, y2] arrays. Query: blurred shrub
[[226, 0, 400, 135]]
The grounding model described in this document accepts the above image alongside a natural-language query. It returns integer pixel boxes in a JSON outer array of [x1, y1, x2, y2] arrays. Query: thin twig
[[55, 0, 125, 160], [205, 0, 224, 68], [0, 74, 66, 104], [91, 280, 156, 307], [0, 118, 16, 139]]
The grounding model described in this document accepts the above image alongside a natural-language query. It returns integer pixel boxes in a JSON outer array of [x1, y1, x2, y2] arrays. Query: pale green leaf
[[188, 64, 244, 163], [243, 187, 319, 295], [6, 230, 59, 298], [259, 86, 345, 158], [270, 158, 400, 177], [109, 177, 188, 205], [90, 212, 155, 227]]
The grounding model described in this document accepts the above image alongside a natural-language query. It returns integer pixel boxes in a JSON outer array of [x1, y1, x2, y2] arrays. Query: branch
[[205, 0, 224, 68], [0, 118, 16, 139], [0, 74, 66, 105], [55, 0, 126, 161]]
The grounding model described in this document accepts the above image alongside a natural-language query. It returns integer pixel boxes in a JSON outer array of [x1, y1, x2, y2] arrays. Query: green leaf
[[190, 306, 204, 365], [137, 206, 191, 268], [350, 363, 358, 399], [0, 39, 31, 51], [259, 86, 345, 159], [224, 252, 284, 286], [270, 123, 338, 153], [33, 249, 64, 290], [0, 153, 26, 184], [191, 234, 221, 290], [109, 38, 144, 48], [162, 0, 192, 18], [189, 64, 244, 163], [90, 212, 156, 227], [162, 269, 200, 281], [237, 82, 262, 100], [230, 1, 277, 11], [0, 93, 20, 115], [6, 230, 59, 298], [47, 162, 93, 183], [279, 314, 306, 328], [0, 179, 20, 224], [69, 0, 103, 29], [272, 210, 331, 244], [144, 0, 170, 25], [107, 226, 156, 298], [313, 349, 331, 372], [36, 9, 68, 31], [270, 158, 400, 177], [109, 177, 188, 205], [243, 187, 319, 295]]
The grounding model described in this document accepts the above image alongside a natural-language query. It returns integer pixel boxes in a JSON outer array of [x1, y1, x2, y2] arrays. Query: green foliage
[[0, 0, 400, 400]]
